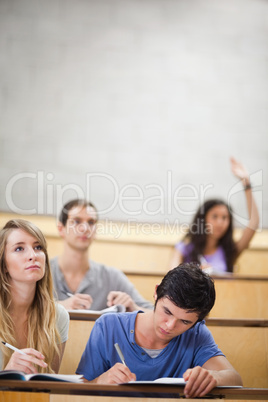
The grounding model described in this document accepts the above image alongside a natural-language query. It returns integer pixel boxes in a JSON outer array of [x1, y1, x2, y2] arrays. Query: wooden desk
[[0, 380, 268, 402]]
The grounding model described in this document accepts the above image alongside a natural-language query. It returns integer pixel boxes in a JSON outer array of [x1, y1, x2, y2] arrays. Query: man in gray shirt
[[50, 199, 153, 311]]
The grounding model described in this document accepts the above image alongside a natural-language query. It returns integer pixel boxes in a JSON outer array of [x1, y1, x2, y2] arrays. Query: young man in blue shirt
[[77, 264, 243, 398]]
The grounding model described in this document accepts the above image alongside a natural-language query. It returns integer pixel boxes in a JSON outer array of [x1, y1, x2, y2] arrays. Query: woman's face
[[205, 204, 230, 240], [5, 228, 46, 285]]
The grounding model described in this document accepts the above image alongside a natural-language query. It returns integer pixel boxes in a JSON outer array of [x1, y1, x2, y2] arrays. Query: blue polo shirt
[[76, 311, 223, 381]]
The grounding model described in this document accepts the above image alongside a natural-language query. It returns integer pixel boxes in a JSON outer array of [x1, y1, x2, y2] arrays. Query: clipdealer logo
[[5, 169, 263, 231], [5, 171, 214, 217]]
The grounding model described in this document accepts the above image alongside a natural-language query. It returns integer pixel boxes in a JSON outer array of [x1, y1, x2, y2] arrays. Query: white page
[[127, 377, 186, 385], [25, 373, 83, 382], [67, 305, 126, 314]]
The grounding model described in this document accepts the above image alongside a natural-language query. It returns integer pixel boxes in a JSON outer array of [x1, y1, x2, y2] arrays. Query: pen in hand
[[1, 341, 27, 355], [64, 291, 73, 297], [114, 343, 127, 366]]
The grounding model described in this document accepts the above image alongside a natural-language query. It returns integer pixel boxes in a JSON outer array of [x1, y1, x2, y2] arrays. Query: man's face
[[59, 205, 98, 251], [153, 296, 199, 346]]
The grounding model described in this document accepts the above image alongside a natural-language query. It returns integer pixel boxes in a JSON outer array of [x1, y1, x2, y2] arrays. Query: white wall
[[0, 0, 267, 230]]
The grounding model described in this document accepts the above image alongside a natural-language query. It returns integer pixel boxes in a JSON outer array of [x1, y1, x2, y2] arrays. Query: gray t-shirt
[[50, 257, 153, 311], [0, 303, 69, 370]]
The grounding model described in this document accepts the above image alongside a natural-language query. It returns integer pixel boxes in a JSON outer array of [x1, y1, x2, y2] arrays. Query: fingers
[[112, 293, 129, 305], [107, 292, 135, 311], [5, 349, 48, 374], [64, 293, 93, 310], [230, 157, 249, 180], [98, 363, 136, 385], [183, 367, 217, 398], [76, 293, 93, 307], [230, 156, 237, 164], [107, 291, 117, 306]]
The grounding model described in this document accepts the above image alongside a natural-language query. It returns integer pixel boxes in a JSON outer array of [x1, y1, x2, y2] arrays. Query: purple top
[[175, 242, 228, 273]]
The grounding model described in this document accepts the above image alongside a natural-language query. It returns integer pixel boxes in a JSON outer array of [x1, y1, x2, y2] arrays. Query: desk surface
[[0, 380, 268, 400], [68, 311, 268, 328]]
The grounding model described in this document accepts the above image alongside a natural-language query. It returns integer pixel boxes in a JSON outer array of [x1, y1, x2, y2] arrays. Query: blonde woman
[[0, 219, 69, 373]]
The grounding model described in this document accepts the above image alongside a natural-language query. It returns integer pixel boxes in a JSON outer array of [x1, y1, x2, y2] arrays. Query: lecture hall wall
[[0, 0, 267, 231]]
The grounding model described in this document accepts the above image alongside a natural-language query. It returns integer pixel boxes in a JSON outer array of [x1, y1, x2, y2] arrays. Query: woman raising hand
[[169, 157, 259, 273]]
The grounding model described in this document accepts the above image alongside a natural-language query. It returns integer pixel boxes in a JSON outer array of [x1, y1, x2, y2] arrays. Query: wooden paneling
[[1, 212, 268, 276], [0, 392, 48, 402], [59, 320, 94, 375], [126, 274, 268, 319], [212, 279, 268, 319], [209, 326, 268, 388]]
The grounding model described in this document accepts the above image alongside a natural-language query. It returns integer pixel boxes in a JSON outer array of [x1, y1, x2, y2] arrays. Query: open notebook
[[124, 377, 242, 388], [0, 370, 83, 382], [125, 377, 186, 385], [67, 304, 126, 314]]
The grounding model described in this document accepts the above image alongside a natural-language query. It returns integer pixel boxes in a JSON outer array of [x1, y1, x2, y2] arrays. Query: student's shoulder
[[49, 256, 59, 270], [175, 240, 192, 253], [55, 302, 70, 321], [193, 320, 214, 338], [180, 320, 207, 338]]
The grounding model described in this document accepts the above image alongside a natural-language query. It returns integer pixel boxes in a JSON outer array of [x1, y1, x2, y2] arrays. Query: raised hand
[[230, 157, 249, 182]]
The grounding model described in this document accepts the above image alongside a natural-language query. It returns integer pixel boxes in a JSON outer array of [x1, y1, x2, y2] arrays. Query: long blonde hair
[[0, 219, 60, 372]]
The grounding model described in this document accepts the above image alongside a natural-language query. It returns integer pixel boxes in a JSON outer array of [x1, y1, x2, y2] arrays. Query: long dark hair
[[184, 199, 237, 272]]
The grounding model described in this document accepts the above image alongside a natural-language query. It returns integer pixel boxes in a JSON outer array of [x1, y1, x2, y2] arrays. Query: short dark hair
[[156, 263, 215, 321], [59, 199, 98, 226]]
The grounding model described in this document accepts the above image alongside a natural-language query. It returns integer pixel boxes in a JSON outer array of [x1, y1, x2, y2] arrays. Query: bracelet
[[244, 183, 252, 191]]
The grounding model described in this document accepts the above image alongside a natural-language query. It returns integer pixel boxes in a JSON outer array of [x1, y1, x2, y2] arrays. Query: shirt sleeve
[[192, 323, 224, 367], [175, 241, 187, 255], [56, 303, 70, 344]]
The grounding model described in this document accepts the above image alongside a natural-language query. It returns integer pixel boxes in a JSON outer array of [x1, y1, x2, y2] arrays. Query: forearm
[[211, 369, 243, 387], [244, 184, 259, 231], [230, 157, 259, 233], [183, 364, 243, 398], [235, 180, 260, 255]]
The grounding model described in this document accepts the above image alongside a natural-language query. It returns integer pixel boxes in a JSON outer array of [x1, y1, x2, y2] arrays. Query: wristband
[[244, 183, 252, 191]]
